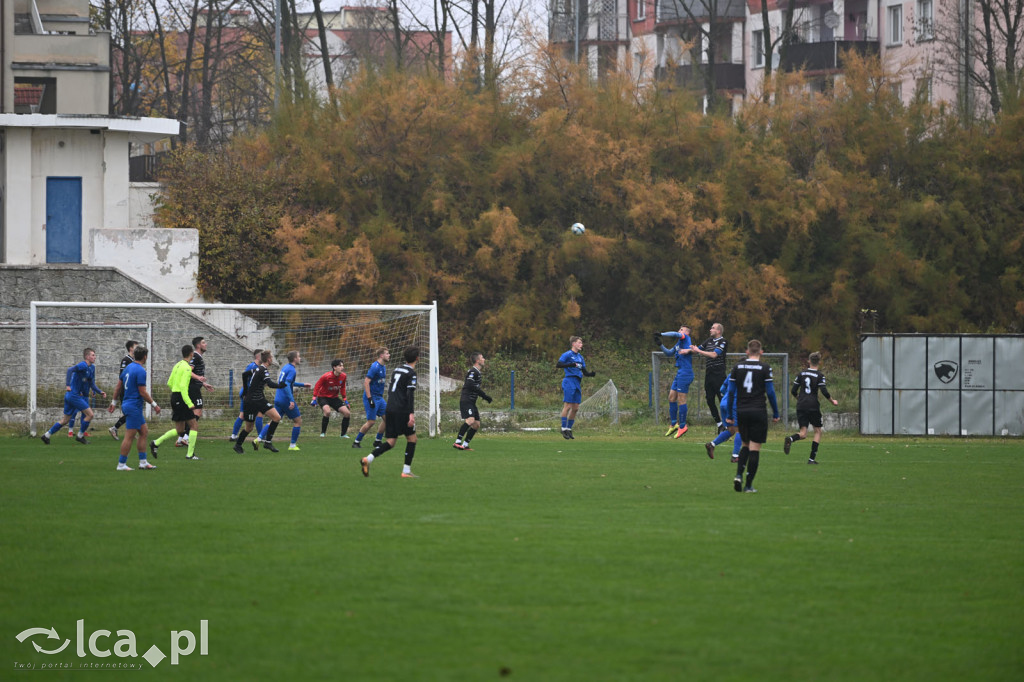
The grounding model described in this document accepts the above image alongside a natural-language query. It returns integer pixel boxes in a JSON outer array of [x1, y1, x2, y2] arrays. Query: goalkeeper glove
[[653, 333, 663, 344], [310, 398, 318, 407], [584, 370, 596, 377], [368, 397, 375, 409]]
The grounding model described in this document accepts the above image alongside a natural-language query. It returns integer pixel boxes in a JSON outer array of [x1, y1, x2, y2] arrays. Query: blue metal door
[[46, 177, 83, 263]]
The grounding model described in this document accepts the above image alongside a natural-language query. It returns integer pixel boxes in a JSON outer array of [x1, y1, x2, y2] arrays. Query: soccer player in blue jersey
[[116, 345, 160, 471], [266, 350, 311, 451], [231, 349, 263, 441], [107, 340, 139, 439], [703, 377, 742, 461], [655, 325, 694, 438], [556, 336, 595, 439], [41, 348, 106, 445], [353, 347, 389, 449]]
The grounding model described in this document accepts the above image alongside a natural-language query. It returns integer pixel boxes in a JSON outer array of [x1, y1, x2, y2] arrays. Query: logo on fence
[[933, 361, 959, 384]]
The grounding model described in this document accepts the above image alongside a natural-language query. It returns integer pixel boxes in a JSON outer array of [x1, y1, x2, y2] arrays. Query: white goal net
[[28, 302, 440, 436], [517, 379, 620, 429]]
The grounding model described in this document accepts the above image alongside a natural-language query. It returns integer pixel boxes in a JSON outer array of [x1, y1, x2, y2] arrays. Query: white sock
[[365, 454, 375, 463], [403, 464, 411, 474]]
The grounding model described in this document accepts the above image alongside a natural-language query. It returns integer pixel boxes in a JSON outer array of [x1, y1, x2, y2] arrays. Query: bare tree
[[934, 0, 1024, 118]]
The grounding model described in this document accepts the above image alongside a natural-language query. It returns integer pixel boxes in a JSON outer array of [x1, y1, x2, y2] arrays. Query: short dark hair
[[747, 339, 762, 354], [809, 351, 822, 365], [126, 340, 139, 352], [470, 352, 483, 364], [133, 345, 148, 361], [403, 346, 420, 364], [181, 344, 194, 359], [192, 336, 204, 348], [83, 348, 95, 357], [260, 350, 272, 364], [287, 350, 299, 363], [569, 336, 581, 345], [331, 359, 344, 368], [253, 348, 263, 358]]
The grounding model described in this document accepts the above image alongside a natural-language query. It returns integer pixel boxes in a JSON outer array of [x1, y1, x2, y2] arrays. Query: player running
[[41, 348, 106, 445], [360, 346, 421, 479], [115, 345, 160, 471], [784, 352, 839, 464]]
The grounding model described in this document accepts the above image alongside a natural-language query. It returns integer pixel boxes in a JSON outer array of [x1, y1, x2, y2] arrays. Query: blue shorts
[[562, 378, 582, 405], [275, 401, 302, 420], [363, 395, 386, 421], [64, 394, 89, 415], [122, 403, 145, 430], [671, 374, 693, 393]]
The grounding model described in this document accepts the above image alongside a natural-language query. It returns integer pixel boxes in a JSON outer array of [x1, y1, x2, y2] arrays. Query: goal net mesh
[[516, 379, 619, 428], [28, 304, 436, 435]]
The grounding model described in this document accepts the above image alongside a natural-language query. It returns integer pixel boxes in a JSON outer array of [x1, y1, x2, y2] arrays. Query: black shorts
[[317, 396, 346, 412], [188, 384, 204, 410], [170, 393, 194, 423], [243, 401, 272, 423], [796, 409, 823, 429], [705, 368, 726, 392], [384, 411, 415, 439], [737, 408, 769, 444], [459, 399, 479, 420]]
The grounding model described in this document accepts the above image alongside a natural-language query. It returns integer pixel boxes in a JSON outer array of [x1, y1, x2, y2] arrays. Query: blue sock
[[258, 425, 269, 439], [232, 417, 243, 436], [561, 416, 568, 429], [255, 416, 264, 434], [354, 431, 364, 444], [567, 419, 575, 429], [732, 433, 742, 455], [48, 422, 61, 435], [80, 420, 90, 434], [669, 402, 678, 425], [291, 426, 300, 445], [679, 405, 688, 426], [374, 433, 383, 444], [138, 451, 147, 461], [712, 430, 732, 447], [118, 455, 128, 464]]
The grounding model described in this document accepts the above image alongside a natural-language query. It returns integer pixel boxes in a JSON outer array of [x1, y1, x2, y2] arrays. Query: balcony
[[782, 40, 880, 73], [656, 62, 745, 91], [656, 0, 746, 22]]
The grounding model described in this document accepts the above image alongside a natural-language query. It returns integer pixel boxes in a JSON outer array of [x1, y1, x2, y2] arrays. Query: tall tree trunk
[[311, 0, 334, 94]]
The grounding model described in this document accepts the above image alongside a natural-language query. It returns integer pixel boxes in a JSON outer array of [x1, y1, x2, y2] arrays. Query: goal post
[[652, 351, 790, 424], [28, 301, 440, 437]]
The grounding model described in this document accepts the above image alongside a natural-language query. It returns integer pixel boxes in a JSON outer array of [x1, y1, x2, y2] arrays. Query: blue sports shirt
[[275, 363, 301, 405], [67, 361, 101, 397], [121, 363, 147, 407], [366, 361, 387, 398], [659, 332, 693, 378], [558, 350, 586, 381]]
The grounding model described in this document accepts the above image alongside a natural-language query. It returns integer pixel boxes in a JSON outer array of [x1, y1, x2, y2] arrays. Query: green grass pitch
[[1, 428, 1022, 681]]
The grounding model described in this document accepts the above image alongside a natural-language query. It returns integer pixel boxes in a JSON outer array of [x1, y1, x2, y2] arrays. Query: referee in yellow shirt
[[151, 345, 200, 460]]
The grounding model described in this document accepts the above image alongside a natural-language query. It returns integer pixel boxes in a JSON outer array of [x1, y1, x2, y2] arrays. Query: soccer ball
[[571, 222, 586, 235]]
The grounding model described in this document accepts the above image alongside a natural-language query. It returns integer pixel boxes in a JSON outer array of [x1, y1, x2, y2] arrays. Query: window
[[636, 0, 645, 21], [752, 29, 764, 68], [888, 5, 903, 45], [917, 0, 934, 40]]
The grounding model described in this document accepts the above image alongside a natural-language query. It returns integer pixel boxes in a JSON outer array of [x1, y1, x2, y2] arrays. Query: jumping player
[[655, 326, 694, 437], [556, 336, 595, 440]]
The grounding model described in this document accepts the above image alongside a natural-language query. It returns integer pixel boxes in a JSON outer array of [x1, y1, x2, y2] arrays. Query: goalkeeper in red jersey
[[312, 359, 352, 438]]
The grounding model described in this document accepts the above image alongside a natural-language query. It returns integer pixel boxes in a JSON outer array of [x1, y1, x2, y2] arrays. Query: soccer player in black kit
[[726, 340, 779, 493], [784, 352, 839, 463], [360, 346, 420, 479], [454, 352, 492, 451], [232, 351, 285, 454], [692, 323, 728, 431], [107, 339, 139, 439]]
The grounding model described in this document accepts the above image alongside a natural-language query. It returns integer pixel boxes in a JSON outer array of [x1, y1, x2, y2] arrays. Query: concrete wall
[[0, 265, 261, 415], [129, 182, 162, 230], [89, 228, 199, 303]]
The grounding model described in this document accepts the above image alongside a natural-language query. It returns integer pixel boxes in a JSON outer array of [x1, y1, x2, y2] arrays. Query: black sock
[[746, 450, 760, 487], [457, 423, 470, 441], [114, 414, 127, 429], [321, 416, 330, 434], [265, 421, 280, 441], [464, 427, 477, 443], [810, 441, 819, 459], [236, 429, 249, 446], [341, 417, 350, 436], [404, 441, 417, 466], [790, 433, 802, 442], [737, 446, 749, 476], [372, 441, 393, 458]]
